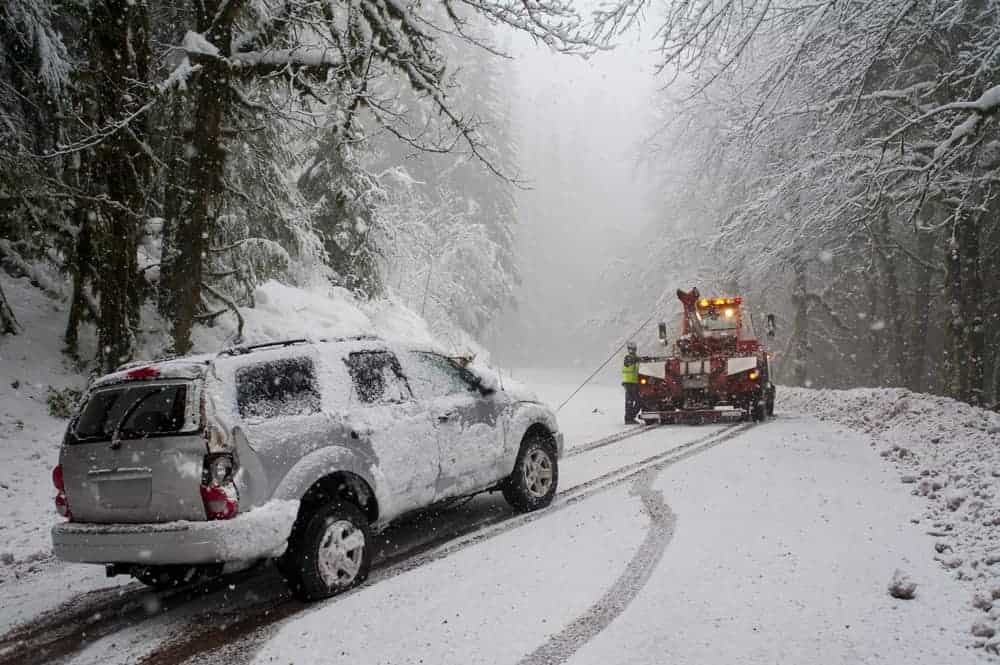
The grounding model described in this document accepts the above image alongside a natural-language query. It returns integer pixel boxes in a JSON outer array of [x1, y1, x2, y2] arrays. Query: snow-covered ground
[[505, 367, 637, 448], [2, 276, 999, 663], [0, 275, 89, 584]]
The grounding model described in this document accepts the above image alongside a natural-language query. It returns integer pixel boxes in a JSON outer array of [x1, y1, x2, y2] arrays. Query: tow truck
[[636, 288, 776, 424]]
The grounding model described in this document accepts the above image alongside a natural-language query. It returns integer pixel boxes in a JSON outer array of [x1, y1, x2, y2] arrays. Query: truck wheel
[[281, 500, 372, 601], [503, 435, 558, 512], [766, 392, 775, 417], [752, 400, 767, 423]]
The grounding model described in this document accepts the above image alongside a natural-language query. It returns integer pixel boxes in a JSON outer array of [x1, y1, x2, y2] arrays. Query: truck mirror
[[766, 313, 776, 338], [657, 322, 668, 345]]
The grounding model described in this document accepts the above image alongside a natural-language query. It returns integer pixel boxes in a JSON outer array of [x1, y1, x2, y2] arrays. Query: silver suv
[[51, 338, 562, 599]]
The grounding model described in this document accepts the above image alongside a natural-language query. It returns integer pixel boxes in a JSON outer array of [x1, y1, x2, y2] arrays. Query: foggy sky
[[491, 30, 663, 369]]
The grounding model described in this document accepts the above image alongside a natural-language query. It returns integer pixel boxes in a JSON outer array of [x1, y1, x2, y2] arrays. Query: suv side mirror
[[766, 314, 776, 338], [462, 368, 497, 396], [657, 322, 668, 345]]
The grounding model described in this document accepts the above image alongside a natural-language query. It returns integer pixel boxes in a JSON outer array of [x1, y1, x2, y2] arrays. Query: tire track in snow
[[147, 423, 751, 665], [564, 424, 661, 458], [515, 470, 674, 665]]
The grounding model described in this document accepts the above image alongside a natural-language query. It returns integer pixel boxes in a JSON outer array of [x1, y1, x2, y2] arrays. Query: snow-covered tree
[[630, 0, 1000, 404]]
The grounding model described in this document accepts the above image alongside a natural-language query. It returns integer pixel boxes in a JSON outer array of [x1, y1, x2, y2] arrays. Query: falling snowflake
[[143, 594, 161, 616]]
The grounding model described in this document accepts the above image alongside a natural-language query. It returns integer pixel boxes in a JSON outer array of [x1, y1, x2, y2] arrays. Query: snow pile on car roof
[[188, 280, 474, 356], [782, 386, 1000, 649]]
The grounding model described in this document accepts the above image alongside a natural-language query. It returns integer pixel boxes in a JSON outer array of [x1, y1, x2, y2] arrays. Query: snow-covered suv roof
[[91, 336, 442, 391]]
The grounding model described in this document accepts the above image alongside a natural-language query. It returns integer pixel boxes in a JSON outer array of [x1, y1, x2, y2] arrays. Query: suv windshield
[[72, 383, 190, 443]]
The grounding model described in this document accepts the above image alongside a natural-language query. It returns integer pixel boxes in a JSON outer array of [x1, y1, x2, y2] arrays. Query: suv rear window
[[72, 384, 189, 443], [235, 357, 322, 421]]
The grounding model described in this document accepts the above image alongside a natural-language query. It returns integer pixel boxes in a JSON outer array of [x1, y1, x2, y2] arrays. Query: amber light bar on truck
[[697, 296, 742, 308]]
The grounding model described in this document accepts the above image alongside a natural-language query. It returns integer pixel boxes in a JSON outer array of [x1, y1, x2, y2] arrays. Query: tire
[[752, 400, 767, 423], [133, 564, 220, 590], [766, 390, 775, 417], [281, 500, 373, 601], [503, 435, 559, 512]]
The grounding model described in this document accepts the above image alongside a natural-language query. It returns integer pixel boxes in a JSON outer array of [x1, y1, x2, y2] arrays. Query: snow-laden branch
[[882, 84, 1000, 156], [230, 46, 344, 70]]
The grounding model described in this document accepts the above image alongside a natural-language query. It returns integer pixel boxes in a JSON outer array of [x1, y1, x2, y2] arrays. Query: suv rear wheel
[[281, 500, 372, 601], [503, 435, 558, 512]]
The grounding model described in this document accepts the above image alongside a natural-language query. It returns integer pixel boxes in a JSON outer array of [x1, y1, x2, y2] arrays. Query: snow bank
[[782, 386, 1000, 651], [0, 275, 86, 585]]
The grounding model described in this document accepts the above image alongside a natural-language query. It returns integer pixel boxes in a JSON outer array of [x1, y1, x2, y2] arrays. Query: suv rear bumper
[[51, 500, 299, 565]]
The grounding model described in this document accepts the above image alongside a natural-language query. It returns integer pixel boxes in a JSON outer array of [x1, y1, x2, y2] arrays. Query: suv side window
[[405, 352, 476, 400], [345, 351, 412, 404], [235, 357, 322, 421]]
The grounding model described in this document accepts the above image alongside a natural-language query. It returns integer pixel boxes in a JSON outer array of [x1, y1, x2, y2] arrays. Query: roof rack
[[114, 353, 195, 372], [315, 334, 381, 343], [216, 335, 384, 358], [218, 338, 311, 357]]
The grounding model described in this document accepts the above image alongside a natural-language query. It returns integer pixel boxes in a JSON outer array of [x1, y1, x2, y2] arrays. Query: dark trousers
[[623, 382, 640, 422]]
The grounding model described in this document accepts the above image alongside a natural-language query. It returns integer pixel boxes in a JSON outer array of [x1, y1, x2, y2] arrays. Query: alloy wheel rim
[[317, 519, 365, 588], [523, 448, 553, 498]]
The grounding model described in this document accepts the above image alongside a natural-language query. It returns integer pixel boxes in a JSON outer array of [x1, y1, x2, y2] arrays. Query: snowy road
[[0, 373, 988, 665]]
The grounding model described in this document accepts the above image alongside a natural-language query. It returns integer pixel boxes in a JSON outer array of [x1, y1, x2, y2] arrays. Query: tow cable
[[555, 312, 658, 413]]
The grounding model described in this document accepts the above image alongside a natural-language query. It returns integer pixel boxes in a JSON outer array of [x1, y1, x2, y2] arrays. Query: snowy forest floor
[[1, 279, 999, 663]]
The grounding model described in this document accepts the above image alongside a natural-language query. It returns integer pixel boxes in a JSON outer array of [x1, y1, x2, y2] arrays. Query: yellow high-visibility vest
[[622, 358, 639, 384]]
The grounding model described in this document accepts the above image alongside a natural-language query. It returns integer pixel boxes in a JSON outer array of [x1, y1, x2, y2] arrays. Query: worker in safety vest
[[622, 342, 642, 424]]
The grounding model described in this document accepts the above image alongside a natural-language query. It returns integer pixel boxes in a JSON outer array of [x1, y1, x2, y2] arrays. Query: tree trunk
[[0, 277, 18, 335], [906, 227, 935, 392], [959, 211, 985, 405], [163, 1, 234, 354], [90, 0, 152, 373], [946, 209, 986, 404], [157, 102, 194, 321], [790, 258, 809, 386], [875, 211, 904, 387], [65, 207, 93, 358]]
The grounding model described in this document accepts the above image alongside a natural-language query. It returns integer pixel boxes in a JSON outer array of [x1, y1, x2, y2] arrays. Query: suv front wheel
[[282, 501, 373, 601], [503, 435, 558, 512]]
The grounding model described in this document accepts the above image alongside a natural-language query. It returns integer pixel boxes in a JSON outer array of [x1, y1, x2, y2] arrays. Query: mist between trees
[[2, 0, 999, 409], [0, 0, 605, 374]]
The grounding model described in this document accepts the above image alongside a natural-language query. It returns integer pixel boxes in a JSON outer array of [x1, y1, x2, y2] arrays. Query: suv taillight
[[53, 464, 71, 519], [200, 454, 238, 520]]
